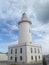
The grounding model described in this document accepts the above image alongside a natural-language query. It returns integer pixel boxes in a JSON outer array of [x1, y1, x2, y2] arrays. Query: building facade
[[8, 13, 42, 64], [0, 52, 8, 61]]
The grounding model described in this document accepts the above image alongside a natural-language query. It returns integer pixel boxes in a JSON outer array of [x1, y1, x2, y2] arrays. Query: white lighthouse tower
[[18, 13, 32, 44], [8, 13, 42, 64]]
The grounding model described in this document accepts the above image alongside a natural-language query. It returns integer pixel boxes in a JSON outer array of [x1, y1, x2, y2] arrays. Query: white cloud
[[0, 0, 49, 54], [8, 40, 18, 46], [10, 25, 18, 30]]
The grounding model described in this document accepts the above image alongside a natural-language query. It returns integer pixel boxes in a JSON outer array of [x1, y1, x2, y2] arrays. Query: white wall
[[18, 22, 32, 44], [26, 45, 42, 63], [0, 53, 8, 61], [8, 45, 27, 63], [8, 44, 42, 63]]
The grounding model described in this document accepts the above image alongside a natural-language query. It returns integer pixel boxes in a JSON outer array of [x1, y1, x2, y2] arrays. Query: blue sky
[[0, 0, 49, 54]]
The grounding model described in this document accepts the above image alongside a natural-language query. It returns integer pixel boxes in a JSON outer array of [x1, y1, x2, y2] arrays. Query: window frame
[[11, 49, 13, 54], [15, 48, 17, 54], [39, 56, 40, 59], [31, 56, 33, 60], [20, 48, 22, 53], [10, 56, 12, 60], [38, 48, 40, 53], [34, 48, 36, 53], [20, 56, 22, 61], [31, 48, 33, 53]]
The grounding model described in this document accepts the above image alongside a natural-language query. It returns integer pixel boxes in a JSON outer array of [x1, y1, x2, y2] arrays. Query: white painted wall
[[18, 22, 32, 44], [8, 44, 42, 63], [26, 45, 42, 63], [8, 44, 27, 63], [0, 53, 8, 61]]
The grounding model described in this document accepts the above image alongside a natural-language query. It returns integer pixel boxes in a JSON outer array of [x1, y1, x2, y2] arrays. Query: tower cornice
[[18, 20, 31, 25], [18, 13, 31, 25]]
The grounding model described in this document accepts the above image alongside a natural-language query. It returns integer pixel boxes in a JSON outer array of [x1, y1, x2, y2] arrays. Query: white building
[[0, 52, 8, 61], [8, 13, 42, 64]]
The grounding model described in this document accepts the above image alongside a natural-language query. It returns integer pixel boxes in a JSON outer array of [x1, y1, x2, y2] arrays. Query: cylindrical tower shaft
[[18, 13, 32, 44]]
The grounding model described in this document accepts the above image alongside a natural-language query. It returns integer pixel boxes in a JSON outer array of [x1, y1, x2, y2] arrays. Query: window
[[20, 48, 22, 53], [10, 56, 12, 60], [35, 56, 37, 62], [39, 56, 40, 59], [31, 48, 33, 53], [20, 56, 22, 61], [34, 48, 36, 53], [11, 49, 13, 54], [31, 56, 33, 60], [38, 48, 40, 53], [15, 57, 17, 62], [15, 49, 17, 54]]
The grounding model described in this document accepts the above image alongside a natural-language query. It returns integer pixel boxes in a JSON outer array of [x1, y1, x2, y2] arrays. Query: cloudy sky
[[0, 0, 49, 54]]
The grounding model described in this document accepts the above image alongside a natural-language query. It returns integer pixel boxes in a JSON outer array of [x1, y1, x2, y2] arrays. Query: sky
[[0, 0, 49, 55]]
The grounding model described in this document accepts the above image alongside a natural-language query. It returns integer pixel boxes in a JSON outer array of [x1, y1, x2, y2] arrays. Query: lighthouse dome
[[18, 13, 31, 25]]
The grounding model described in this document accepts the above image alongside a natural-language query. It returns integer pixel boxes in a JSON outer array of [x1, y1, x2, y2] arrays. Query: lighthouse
[[8, 13, 42, 64], [18, 13, 32, 44]]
